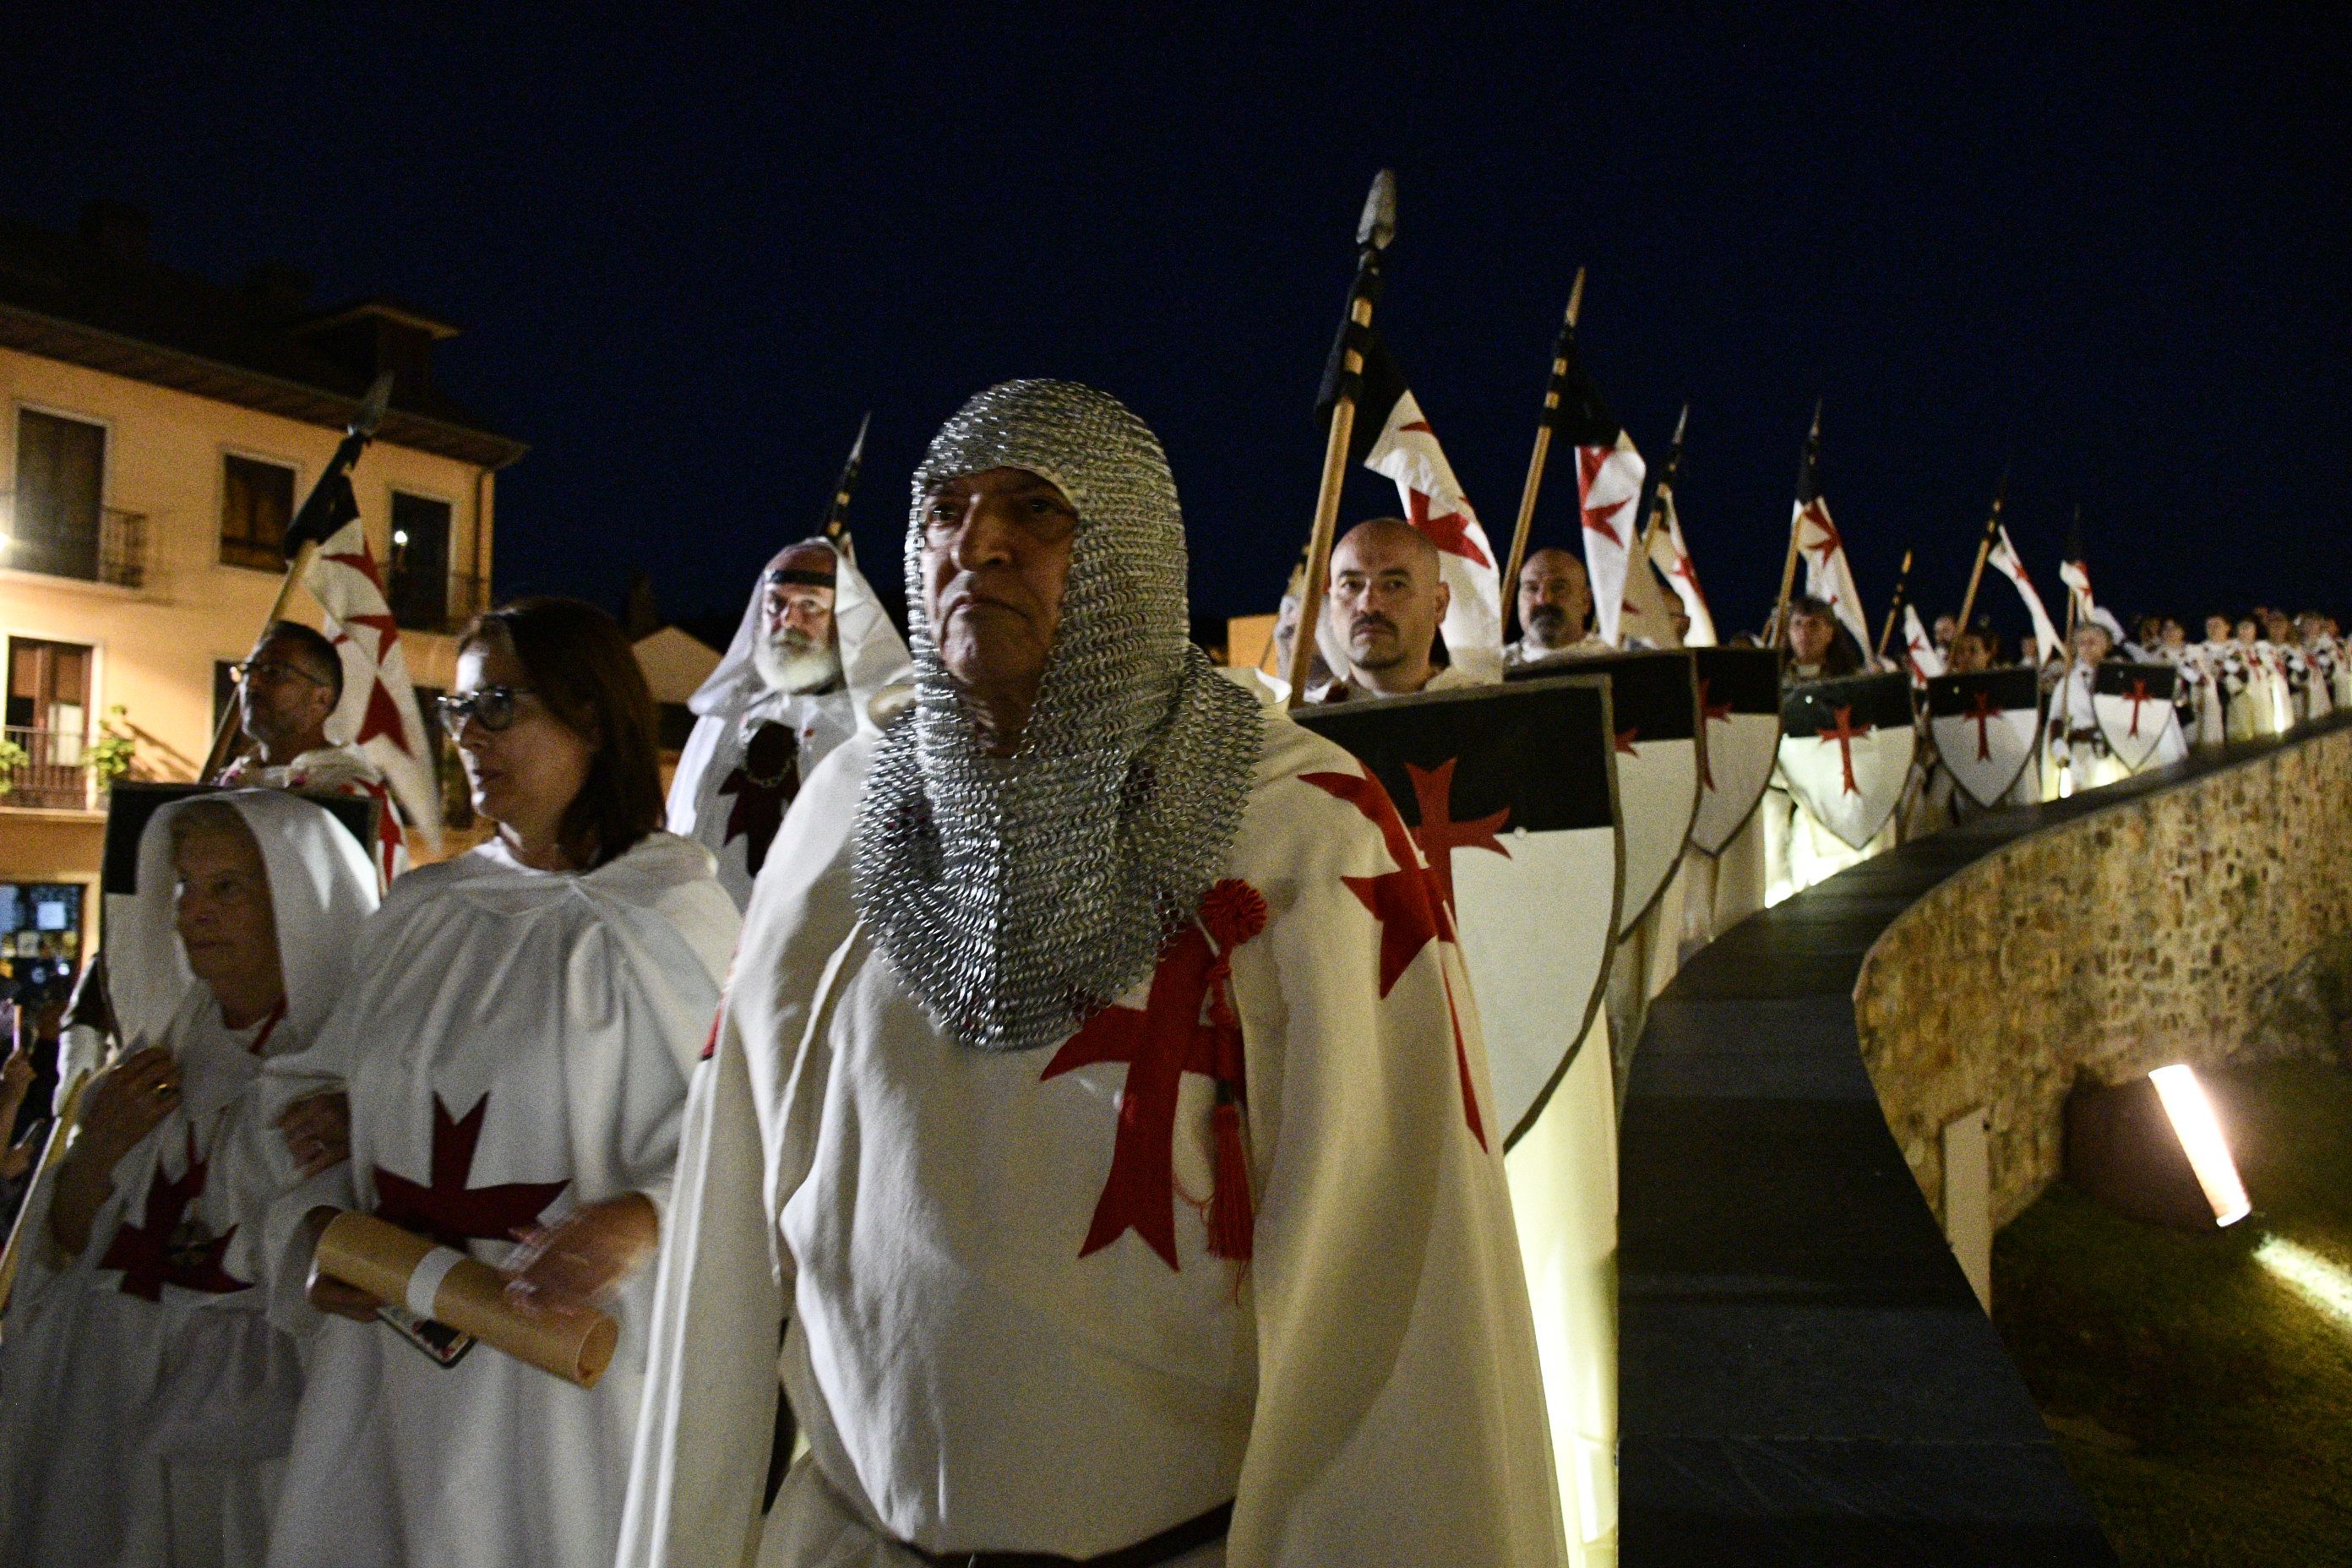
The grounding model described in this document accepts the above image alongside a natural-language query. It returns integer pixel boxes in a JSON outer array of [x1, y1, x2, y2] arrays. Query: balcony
[[0, 726, 94, 811], [0, 493, 149, 591]]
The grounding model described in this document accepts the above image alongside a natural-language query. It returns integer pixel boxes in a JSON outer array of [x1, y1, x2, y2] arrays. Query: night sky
[[11, 8, 2348, 646]]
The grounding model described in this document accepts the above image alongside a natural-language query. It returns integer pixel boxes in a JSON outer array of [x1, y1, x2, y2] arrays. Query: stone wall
[[1853, 721, 2352, 1230]]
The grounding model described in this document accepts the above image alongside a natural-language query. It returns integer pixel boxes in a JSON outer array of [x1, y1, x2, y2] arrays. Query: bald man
[[1311, 517, 1482, 702], [1505, 547, 1608, 668]]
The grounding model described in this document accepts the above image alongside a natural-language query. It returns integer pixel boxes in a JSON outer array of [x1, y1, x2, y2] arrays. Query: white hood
[[686, 539, 912, 728]]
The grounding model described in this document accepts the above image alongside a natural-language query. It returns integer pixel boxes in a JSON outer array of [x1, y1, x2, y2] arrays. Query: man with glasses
[[217, 621, 406, 885]]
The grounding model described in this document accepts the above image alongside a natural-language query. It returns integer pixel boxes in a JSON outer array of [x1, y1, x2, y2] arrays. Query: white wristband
[[406, 1245, 467, 1320]]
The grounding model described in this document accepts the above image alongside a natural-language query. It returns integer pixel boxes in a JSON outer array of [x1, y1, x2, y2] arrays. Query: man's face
[[754, 570, 840, 694], [2206, 615, 2232, 642], [1932, 614, 1957, 645], [2237, 618, 2259, 645], [2266, 612, 2295, 643], [920, 467, 1077, 700], [1947, 633, 1990, 673], [1788, 610, 1835, 666], [1329, 525, 1448, 674], [237, 634, 337, 752], [2161, 620, 2186, 650], [174, 825, 284, 1010], [1516, 549, 1591, 648], [2072, 625, 2113, 664]]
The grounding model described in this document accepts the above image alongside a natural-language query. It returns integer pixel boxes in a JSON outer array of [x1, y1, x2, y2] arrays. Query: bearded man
[[1503, 548, 1607, 669], [621, 382, 1563, 1567], [667, 538, 912, 908], [216, 621, 406, 885], [1310, 516, 1483, 701]]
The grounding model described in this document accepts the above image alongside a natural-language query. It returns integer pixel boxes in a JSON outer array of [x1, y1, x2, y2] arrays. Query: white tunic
[[264, 833, 738, 1568], [621, 719, 1565, 1567]]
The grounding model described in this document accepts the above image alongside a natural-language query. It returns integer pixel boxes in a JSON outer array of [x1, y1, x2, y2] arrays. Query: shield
[[1925, 668, 2041, 809], [2093, 662, 2180, 772], [1778, 672, 1918, 851], [1299, 674, 1622, 1146], [1511, 651, 1697, 936], [1688, 646, 1783, 856]]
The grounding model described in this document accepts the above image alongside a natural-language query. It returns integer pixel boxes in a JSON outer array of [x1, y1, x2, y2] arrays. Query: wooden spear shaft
[[1765, 513, 1805, 651], [1288, 296, 1371, 709], [1953, 481, 2006, 640], [1501, 269, 1584, 640], [1876, 549, 1913, 659]]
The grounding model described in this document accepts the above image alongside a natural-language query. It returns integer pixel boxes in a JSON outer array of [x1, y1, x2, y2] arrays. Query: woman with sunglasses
[[264, 598, 738, 1568]]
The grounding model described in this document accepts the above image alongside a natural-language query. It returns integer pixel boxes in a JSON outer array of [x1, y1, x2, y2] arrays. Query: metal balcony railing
[[0, 726, 94, 811], [0, 493, 148, 590], [390, 569, 492, 634]]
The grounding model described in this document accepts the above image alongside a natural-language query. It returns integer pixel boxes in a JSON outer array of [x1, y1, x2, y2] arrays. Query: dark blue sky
[[12, 7, 2348, 644]]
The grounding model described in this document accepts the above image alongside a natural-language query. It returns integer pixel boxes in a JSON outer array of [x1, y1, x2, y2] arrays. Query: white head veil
[[684, 539, 912, 727], [108, 790, 381, 1049]]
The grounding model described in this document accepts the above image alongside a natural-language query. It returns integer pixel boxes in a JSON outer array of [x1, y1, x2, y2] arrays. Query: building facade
[[0, 202, 524, 1003]]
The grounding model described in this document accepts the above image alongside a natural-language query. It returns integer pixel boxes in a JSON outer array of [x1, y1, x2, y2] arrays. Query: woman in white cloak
[[264, 597, 737, 1568], [0, 789, 378, 1567]]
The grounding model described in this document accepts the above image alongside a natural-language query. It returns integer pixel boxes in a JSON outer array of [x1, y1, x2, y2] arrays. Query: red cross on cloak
[[716, 721, 800, 876], [101, 1128, 249, 1301], [1401, 482, 1493, 570], [1964, 690, 2001, 760], [2124, 678, 2153, 737], [1042, 880, 1267, 1270], [1697, 679, 1733, 789], [1816, 705, 1873, 794], [1300, 768, 1488, 1148], [1576, 446, 1632, 548], [1402, 759, 1511, 913], [373, 1092, 570, 1254]]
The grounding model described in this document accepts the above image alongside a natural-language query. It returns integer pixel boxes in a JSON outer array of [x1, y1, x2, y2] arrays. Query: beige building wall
[[2, 343, 498, 934]]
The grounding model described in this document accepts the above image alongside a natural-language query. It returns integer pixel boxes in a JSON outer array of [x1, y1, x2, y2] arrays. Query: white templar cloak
[[0, 792, 378, 1568], [618, 719, 1566, 1568], [216, 741, 406, 889], [263, 832, 738, 1568], [666, 542, 912, 909]]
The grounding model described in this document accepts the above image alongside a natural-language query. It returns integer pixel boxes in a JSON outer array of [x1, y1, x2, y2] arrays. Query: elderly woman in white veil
[[0, 790, 378, 1567]]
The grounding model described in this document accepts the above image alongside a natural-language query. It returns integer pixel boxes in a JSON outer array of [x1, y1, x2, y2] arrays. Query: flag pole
[[1876, 548, 1913, 661], [1765, 400, 1820, 650], [819, 411, 870, 558], [1288, 170, 1397, 710], [199, 372, 395, 781], [1952, 466, 2008, 640], [1501, 269, 1584, 639]]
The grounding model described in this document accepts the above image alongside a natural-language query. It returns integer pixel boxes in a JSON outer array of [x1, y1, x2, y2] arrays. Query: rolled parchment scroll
[[314, 1211, 618, 1388]]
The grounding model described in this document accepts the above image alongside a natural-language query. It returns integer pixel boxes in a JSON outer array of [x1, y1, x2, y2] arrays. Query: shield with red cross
[[1511, 651, 1697, 935], [1686, 646, 1783, 856], [1926, 667, 2041, 809], [2093, 662, 2181, 772], [1298, 673, 1621, 1145], [1777, 671, 1918, 850]]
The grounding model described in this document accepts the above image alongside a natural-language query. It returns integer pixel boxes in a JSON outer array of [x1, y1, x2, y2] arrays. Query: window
[[221, 453, 295, 570], [8, 410, 106, 581], [5, 638, 94, 808], [387, 492, 453, 631]]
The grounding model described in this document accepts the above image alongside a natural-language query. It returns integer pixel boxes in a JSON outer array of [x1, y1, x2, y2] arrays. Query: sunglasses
[[435, 686, 538, 732], [231, 658, 333, 689]]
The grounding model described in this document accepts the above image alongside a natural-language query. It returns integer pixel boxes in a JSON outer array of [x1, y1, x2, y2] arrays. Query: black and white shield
[[1299, 674, 1622, 1146], [1512, 651, 1697, 936], [1778, 672, 1919, 850], [2093, 662, 2180, 772], [1688, 646, 1783, 856], [1925, 668, 2041, 809]]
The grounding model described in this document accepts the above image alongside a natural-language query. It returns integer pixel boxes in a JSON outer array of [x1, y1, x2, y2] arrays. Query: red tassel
[[1207, 1096, 1255, 1261]]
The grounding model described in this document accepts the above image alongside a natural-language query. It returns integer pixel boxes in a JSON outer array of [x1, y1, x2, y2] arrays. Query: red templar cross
[[1402, 759, 1511, 913], [1964, 690, 2001, 760], [373, 1092, 571, 1253], [1799, 500, 1843, 574], [101, 1128, 248, 1301], [1816, 705, 1873, 795], [1043, 881, 1266, 1270], [2124, 678, 2153, 737], [1403, 485, 1493, 570], [1577, 446, 1633, 548], [1301, 767, 1488, 1148]]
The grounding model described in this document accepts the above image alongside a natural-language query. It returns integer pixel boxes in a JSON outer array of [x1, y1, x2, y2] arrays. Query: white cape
[[620, 717, 1565, 1568], [264, 832, 738, 1568]]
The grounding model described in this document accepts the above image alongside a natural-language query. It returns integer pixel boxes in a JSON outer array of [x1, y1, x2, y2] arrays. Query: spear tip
[[851, 410, 871, 461], [1673, 401, 1689, 442], [1358, 169, 1397, 252], [1565, 267, 1587, 328], [352, 370, 395, 438]]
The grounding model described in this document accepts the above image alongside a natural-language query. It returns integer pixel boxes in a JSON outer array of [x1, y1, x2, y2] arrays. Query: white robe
[[218, 743, 407, 888], [264, 833, 738, 1568], [620, 719, 1565, 1567]]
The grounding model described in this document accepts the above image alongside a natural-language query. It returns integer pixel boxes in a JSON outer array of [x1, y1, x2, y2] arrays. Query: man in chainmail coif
[[621, 380, 1566, 1568]]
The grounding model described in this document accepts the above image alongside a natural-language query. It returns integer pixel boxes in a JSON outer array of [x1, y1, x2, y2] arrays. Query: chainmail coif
[[854, 380, 1266, 1053]]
